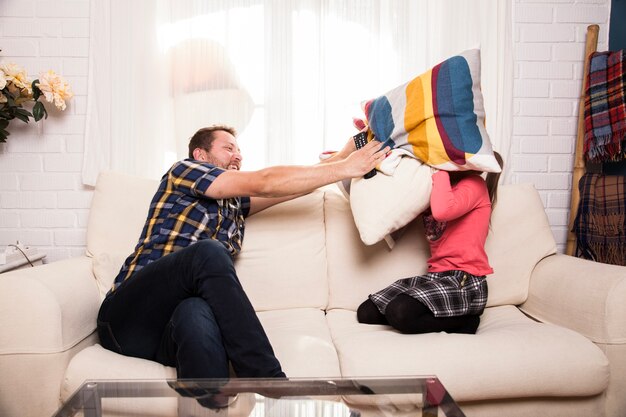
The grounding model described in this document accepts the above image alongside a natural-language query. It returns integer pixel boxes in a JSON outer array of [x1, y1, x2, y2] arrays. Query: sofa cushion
[[324, 183, 557, 310], [485, 183, 557, 306], [325, 188, 430, 311], [257, 308, 341, 377], [87, 171, 159, 260], [236, 191, 329, 311], [326, 305, 609, 402]]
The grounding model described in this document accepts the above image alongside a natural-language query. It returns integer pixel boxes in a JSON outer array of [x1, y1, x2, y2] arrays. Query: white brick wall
[[512, 0, 610, 252], [0, 0, 613, 261], [0, 0, 91, 262]]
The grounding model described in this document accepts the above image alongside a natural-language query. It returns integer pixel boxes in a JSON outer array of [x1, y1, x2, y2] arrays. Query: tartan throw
[[584, 50, 626, 163], [573, 173, 626, 266]]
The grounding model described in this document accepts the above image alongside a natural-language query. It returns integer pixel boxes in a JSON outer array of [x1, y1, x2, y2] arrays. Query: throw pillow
[[349, 156, 432, 246], [362, 48, 501, 173]]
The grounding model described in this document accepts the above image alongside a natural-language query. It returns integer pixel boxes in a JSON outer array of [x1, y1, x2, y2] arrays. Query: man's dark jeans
[[97, 239, 285, 379]]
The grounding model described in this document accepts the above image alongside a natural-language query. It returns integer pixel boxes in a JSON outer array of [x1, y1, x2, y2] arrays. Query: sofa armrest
[[519, 253, 626, 344], [0, 256, 101, 354]]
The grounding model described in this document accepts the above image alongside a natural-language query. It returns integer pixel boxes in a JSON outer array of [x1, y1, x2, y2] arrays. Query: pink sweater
[[427, 170, 493, 276]]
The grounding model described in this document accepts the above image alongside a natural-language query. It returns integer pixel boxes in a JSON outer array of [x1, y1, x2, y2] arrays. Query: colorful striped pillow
[[363, 49, 501, 173]]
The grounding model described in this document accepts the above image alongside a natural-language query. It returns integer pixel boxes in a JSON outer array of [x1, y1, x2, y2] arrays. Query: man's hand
[[339, 140, 389, 178]]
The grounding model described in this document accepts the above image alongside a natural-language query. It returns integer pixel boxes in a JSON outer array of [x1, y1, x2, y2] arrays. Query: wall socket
[[0, 242, 38, 265]]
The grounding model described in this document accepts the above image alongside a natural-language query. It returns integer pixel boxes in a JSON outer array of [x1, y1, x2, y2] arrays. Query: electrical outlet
[[2, 242, 38, 264]]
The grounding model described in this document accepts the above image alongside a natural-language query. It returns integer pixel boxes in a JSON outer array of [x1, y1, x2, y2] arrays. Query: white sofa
[[1, 171, 626, 417]]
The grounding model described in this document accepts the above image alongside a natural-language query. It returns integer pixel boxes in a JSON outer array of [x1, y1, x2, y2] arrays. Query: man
[[97, 125, 388, 383]]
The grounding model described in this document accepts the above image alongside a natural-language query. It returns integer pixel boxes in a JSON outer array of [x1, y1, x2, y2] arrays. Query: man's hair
[[188, 125, 237, 158]]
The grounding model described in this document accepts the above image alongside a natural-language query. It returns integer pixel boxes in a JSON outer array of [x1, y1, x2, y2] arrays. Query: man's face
[[196, 130, 242, 170]]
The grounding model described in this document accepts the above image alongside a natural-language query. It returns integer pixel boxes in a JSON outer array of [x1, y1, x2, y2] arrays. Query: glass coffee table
[[52, 376, 466, 417]]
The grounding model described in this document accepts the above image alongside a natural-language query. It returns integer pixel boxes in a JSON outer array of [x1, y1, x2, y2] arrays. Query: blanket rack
[[566, 24, 599, 256]]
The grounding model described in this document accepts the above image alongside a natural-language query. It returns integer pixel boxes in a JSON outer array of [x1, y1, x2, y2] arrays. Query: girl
[[357, 153, 504, 334]]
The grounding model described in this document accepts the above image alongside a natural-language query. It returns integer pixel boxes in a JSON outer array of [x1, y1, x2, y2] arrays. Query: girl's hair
[[447, 152, 504, 218], [485, 151, 504, 208]]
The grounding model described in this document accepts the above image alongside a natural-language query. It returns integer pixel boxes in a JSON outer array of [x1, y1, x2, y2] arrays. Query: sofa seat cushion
[[258, 308, 341, 378], [327, 305, 609, 402]]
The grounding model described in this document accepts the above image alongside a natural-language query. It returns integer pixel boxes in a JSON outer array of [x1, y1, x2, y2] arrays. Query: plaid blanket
[[572, 173, 626, 266], [583, 50, 626, 163]]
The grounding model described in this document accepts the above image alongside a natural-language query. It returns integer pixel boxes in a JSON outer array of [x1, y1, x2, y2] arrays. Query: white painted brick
[[514, 79, 550, 98], [552, 42, 586, 61], [57, 190, 93, 208], [0, 155, 42, 172], [38, 18, 64, 37], [5, 135, 64, 153], [2, 19, 39, 37], [54, 229, 87, 246], [62, 19, 90, 37], [61, 38, 90, 57], [41, 114, 86, 135], [62, 57, 89, 76], [516, 173, 570, 190], [64, 76, 87, 95], [65, 134, 85, 152], [552, 226, 569, 246], [0, 191, 57, 208], [550, 81, 581, 98], [36, 1, 90, 18], [0, 229, 53, 246], [515, 5, 554, 23], [547, 191, 573, 208], [68, 247, 86, 258], [545, 208, 569, 226], [41, 247, 73, 263], [514, 43, 552, 61], [519, 24, 575, 42], [0, 1, 35, 17], [44, 153, 83, 172], [550, 118, 577, 135], [9, 57, 64, 75], [519, 136, 574, 153], [0, 211, 20, 228], [19, 173, 77, 190], [549, 155, 574, 172], [519, 0, 574, 3], [518, 99, 573, 117], [0, 38, 38, 56], [555, 5, 608, 23], [512, 155, 549, 172], [0, 173, 19, 190], [21, 210, 76, 227], [70, 95, 87, 115], [518, 61, 574, 79], [76, 210, 90, 227], [39, 38, 62, 56], [513, 117, 549, 135]]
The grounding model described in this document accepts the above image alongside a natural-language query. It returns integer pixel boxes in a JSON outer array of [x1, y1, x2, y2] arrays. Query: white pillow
[[349, 157, 432, 246]]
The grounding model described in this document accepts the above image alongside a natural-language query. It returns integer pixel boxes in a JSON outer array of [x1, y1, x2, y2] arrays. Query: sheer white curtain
[[83, 0, 512, 185]]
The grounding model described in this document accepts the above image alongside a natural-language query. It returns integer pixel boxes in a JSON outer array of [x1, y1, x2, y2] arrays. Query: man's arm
[[205, 140, 388, 201], [246, 137, 360, 215]]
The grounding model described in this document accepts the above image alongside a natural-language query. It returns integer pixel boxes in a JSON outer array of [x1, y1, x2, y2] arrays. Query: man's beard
[[205, 155, 239, 170]]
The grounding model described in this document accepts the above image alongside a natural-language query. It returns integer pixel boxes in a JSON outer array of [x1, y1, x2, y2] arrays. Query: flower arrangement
[[0, 59, 73, 143]]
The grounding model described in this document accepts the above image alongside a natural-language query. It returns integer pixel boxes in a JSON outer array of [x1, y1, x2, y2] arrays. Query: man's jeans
[[97, 239, 285, 379]]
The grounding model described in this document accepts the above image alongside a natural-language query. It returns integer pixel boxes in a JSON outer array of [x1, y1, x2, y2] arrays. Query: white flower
[[0, 68, 6, 90], [0, 63, 31, 94], [36, 70, 74, 111]]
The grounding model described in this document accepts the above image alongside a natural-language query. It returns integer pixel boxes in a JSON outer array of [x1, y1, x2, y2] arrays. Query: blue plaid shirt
[[111, 159, 250, 292]]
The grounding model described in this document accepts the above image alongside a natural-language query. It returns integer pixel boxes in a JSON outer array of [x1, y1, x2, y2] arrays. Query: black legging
[[357, 294, 480, 335]]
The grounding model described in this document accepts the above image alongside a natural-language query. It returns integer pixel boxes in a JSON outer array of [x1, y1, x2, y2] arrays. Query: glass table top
[[53, 376, 466, 417]]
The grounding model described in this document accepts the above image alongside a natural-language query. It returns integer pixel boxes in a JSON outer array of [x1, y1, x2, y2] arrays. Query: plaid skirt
[[369, 270, 488, 318]]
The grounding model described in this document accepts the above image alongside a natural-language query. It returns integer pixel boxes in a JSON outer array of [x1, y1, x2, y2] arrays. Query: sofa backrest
[[87, 171, 159, 297], [87, 171, 556, 310], [86, 171, 331, 307], [325, 183, 557, 310]]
